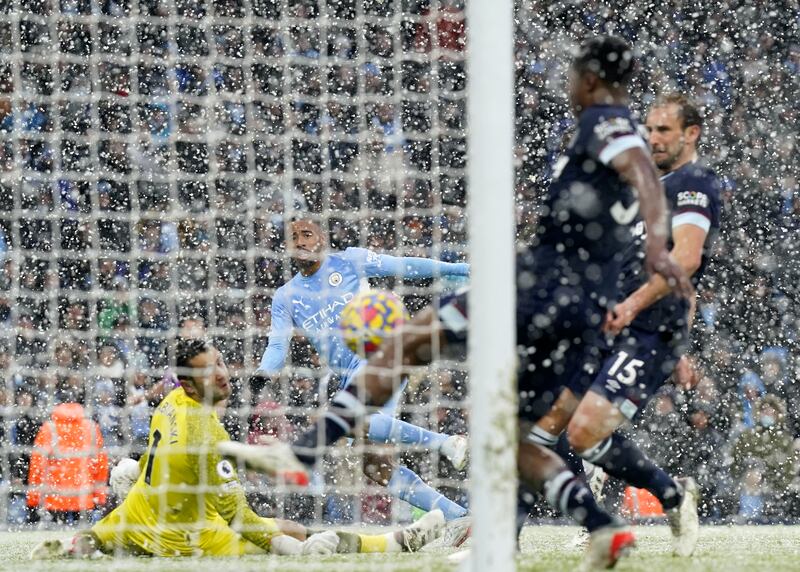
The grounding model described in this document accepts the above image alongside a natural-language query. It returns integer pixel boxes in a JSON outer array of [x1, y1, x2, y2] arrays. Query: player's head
[[175, 338, 231, 404], [646, 93, 703, 172], [289, 215, 327, 274], [568, 36, 636, 114]]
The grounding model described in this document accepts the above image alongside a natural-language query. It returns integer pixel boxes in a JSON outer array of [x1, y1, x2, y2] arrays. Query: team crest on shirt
[[217, 460, 234, 479], [328, 272, 343, 287]]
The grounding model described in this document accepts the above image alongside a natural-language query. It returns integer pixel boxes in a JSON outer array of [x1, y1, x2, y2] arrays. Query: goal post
[[466, 0, 517, 570]]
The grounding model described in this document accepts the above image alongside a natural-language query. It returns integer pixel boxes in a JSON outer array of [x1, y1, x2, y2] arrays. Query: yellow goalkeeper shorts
[[92, 504, 278, 557]]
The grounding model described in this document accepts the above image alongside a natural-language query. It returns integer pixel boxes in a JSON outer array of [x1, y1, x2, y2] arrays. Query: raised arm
[[345, 247, 469, 280]]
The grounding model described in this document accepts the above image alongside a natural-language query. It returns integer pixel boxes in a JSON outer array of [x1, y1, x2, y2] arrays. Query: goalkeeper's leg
[[301, 509, 445, 554], [30, 509, 444, 559]]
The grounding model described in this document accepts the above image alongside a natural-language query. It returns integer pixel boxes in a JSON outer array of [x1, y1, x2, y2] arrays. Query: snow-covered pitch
[[4, 525, 800, 571]]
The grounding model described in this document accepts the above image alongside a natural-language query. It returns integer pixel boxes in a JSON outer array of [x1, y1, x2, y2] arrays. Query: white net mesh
[[0, 0, 470, 531]]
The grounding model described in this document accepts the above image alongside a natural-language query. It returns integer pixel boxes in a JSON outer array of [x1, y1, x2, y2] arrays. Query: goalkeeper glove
[[109, 458, 140, 498], [301, 531, 340, 555]]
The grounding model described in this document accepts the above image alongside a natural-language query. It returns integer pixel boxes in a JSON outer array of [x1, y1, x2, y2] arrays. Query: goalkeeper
[[31, 338, 443, 559]]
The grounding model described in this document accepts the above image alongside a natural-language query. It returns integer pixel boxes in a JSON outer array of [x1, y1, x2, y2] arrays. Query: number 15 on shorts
[[605, 350, 644, 391]]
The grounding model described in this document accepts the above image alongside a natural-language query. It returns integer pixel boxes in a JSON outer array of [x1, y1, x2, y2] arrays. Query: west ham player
[[510, 37, 690, 568], [528, 94, 720, 557], [257, 216, 471, 521], [222, 36, 691, 569], [31, 339, 444, 559]]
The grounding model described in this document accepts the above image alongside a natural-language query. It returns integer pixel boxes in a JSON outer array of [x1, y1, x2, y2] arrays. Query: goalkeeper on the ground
[[31, 338, 443, 559]]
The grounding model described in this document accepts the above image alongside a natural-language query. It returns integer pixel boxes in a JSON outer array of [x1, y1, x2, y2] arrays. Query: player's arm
[[203, 449, 286, 552], [345, 247, 469, 280], [605, 222, 706, 334], [256, 291, 292, 375], [610, 147, 692, 298]]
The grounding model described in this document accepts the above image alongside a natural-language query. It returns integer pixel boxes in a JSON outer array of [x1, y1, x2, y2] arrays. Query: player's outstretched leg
[[221, 306, 446, 474], [367, 413, 468, 470], [568, 392, 699, 557], [292, 306, 445, 466], [518, 439, 635, 569], [301, 509, 445, 554], [31, 532, 104, 560], [528, 425, 597, 549], [363, 451, 468, 521]]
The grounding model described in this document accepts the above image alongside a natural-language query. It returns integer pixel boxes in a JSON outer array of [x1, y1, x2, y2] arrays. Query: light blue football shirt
[[258, 247, 469, 386]]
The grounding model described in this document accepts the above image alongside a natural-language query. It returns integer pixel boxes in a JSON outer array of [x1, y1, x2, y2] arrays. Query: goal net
[[0, 0, 500, 547]]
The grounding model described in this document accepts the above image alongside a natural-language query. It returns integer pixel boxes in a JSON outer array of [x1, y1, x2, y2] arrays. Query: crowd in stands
[[515, 0, 800, 522], [0, 0, 798, 524]]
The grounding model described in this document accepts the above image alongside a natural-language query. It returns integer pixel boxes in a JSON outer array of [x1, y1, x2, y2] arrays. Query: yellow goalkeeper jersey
[[92, 387, 280, 557]]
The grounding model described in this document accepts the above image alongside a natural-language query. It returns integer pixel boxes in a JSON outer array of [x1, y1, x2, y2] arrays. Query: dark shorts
[[437, 285, 614, 424], [568, 324, 688, 420], [437, 289, 469, 360], [516, 283, 607, 423]]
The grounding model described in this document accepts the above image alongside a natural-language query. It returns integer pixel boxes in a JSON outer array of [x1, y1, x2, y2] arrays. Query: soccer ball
[[339, 290, 409, 354]]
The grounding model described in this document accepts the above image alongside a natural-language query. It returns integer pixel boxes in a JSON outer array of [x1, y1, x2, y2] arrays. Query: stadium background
[[0, 0, 798, 527]]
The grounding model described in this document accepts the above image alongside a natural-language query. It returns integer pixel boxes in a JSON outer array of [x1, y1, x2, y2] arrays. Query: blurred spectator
[[27, 392, 108, 525], [685, 402, 729, 518], [125, 353, 155, 455], [737, 370, 766, 432], [92, 380, 123, 447], [755, 348, 800, 434], [638, 388, 691, 480], [96, 343, 124, 380], [9, 389, 42, 524], [247, 399, 293, 444], [731, 395, 800, 520]]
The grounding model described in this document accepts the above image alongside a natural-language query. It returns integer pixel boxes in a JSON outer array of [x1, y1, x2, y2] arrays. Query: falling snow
[[0, 0, 797, 541]]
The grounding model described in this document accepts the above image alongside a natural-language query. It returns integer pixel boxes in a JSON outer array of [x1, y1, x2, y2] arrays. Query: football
[[339, 290, 409, 354]]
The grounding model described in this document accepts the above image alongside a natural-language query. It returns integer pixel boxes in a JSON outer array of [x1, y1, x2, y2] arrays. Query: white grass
[[3, 525, 800, 571]]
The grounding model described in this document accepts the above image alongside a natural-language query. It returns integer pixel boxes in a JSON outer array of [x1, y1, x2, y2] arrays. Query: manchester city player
[[222, 36, 692, 569], [527, 93, 720, 557], [257, 216, 470, 521]]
